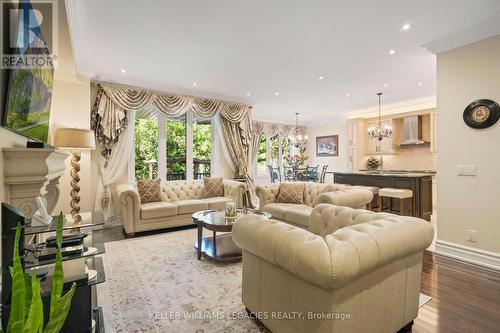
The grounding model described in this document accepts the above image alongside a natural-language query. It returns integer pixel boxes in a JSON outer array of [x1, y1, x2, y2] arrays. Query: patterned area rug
[[97, 228, 431, 333], [97, 228, 268, 333]]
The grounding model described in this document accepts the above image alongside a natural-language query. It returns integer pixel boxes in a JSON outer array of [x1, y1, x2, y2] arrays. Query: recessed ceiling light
[[402, 23, 411, 31], [318, 76, 324, 80], [384, 83, 389, 87], [274, 92, 280, 96], [192, 82, 198, 87], [120, 69, 126, 74], [246, 92, 251, 96], [418, 82, 423, 86], [346, 93, 350, 97], [388, 49, 396, 55]]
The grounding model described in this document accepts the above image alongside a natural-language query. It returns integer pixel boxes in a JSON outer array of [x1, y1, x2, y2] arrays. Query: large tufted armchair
[[233, 204, 434, 333], [255, 182, 373, 228], [116, 179, 246, 236]]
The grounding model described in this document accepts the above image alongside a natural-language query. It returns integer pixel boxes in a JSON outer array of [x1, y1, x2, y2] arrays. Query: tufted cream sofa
[[116, 179, 246, 236], [233, 204, 434, 333], [255, 182, 373, 228]]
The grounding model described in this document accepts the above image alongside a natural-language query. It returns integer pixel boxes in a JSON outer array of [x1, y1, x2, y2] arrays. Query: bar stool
[[352, 185, 380, 211], [378, 188, 413, 216]]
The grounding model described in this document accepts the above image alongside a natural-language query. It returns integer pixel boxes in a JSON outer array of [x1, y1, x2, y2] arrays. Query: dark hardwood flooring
[[102, 226, 500, 333]]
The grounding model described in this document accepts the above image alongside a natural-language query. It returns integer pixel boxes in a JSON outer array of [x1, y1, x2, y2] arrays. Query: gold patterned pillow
[[276, 182, 305, 204], [203, 177, 224, 198], [137, 179, 161, 204]]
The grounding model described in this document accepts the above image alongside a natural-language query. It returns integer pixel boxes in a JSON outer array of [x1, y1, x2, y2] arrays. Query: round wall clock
[[463, 99, 500, 129]]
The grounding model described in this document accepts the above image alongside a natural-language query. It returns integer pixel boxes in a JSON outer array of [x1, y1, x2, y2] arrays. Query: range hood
[[398, 115, 430, 146]]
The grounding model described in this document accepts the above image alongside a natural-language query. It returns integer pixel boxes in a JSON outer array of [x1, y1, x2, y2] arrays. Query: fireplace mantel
[[2, 147, 69, 219]]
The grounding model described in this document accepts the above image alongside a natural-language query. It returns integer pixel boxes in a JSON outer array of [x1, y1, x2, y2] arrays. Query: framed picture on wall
[[316, 135, 338, 157]]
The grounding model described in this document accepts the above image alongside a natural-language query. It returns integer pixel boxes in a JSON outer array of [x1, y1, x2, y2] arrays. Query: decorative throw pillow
[[137, 179, 161, 204], [276, 182, 305, 204], [203, 177, 224, 198]]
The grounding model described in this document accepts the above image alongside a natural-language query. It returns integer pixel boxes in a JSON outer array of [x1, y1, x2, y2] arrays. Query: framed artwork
[[316, 135, 338, 157]]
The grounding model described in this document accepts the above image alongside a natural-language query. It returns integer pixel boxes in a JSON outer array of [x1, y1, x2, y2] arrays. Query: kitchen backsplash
[[362, 146, 436, 171]]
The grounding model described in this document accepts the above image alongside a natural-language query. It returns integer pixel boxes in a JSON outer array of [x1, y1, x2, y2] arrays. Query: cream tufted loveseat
[[255, 182, 373, 228], [233, 204, 434, 333], [116, 179, 246, 236]]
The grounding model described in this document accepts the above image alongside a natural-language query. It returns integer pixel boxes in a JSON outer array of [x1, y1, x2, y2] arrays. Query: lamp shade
[[54, 128, 96, 150]]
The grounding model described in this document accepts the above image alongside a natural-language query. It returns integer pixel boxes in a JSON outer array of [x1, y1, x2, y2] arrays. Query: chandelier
[[290, 113, 308, 148], [368, 92, 392, 141]]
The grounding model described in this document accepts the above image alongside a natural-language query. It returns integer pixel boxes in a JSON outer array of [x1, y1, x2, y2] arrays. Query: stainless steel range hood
[[399, 115, 430, 146]]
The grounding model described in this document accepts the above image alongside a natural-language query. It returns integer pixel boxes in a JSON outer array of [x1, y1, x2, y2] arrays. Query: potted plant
[[2, 213, 76, 333]]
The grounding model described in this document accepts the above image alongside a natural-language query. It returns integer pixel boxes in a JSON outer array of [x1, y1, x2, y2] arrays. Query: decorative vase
[[225, 201, 236, 217]]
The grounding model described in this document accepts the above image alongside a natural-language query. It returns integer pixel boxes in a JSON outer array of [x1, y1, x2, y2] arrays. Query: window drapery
[[90, 81, 254, 216]]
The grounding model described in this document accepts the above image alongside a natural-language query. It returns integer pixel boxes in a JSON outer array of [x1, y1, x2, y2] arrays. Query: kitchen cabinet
[[347, 119, 365, 171], [366, 120, 393, 154]]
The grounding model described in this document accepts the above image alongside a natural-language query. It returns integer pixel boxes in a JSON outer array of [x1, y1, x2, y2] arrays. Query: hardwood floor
[[102, 226, 500, 332]]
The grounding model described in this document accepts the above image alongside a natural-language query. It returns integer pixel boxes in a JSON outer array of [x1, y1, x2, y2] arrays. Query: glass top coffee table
[[192, 209, 271, 262]]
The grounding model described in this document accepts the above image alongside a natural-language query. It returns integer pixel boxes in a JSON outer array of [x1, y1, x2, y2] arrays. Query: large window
[[256, 133, 267, 174], [166, 115, 187, 180], [134, 118, 158, 180], [193, 118, 212, 179], [134, 112, 213, 181], [255, 133, 292, 176]]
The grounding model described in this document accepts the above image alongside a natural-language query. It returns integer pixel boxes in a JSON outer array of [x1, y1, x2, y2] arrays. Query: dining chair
[[319, 165, 328, 183], [267, 165, 281, 183], [305, 165, 319, 182]]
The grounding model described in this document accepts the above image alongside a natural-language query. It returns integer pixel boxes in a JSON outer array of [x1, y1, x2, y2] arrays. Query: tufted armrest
[[255, 183, 280, 208], [317, 188, 373, 209], [223, 179, 246, 208], [233, 211, 434, 291], [116, 184, 141, 234], [309, 204, 412, 236], [233, 215, 333, 290]]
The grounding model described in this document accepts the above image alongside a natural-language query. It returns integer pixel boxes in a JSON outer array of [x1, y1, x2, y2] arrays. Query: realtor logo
[[1, 0, 58, 69]]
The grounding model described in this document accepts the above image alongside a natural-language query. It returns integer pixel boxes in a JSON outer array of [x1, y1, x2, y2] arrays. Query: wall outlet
[[458, 165, 476, 176], [467, 229, 477, 243]]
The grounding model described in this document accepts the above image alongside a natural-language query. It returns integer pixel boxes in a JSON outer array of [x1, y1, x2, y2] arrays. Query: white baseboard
[[435, 240, 500, 271]]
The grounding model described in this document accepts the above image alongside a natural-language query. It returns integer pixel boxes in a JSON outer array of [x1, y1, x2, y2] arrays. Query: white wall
[[437, 35, 500, 254], [305, 117, 348, 183]]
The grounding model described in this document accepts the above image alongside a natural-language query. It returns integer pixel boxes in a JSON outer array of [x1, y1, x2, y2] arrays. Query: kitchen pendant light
[[368, 92, 392, 141]]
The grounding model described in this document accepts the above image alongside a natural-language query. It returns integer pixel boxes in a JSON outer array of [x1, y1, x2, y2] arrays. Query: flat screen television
[[1, 1, 54, 143]]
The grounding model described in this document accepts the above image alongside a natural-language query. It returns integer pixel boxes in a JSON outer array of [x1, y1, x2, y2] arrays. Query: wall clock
[[463, 99, 500, 129]]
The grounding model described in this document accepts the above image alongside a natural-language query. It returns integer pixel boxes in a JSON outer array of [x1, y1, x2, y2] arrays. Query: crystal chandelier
[[290, 113, 308, 148], [368, 92, 392, 141]]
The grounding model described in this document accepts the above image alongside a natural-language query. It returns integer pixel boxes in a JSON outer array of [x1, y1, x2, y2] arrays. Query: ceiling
[[66, 0, 500, 124]]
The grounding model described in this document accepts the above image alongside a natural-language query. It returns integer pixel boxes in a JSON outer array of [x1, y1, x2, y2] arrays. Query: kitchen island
[[334, 171, 433, 221]]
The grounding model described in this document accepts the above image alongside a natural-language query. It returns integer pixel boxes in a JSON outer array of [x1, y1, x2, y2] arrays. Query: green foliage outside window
[[135, 118, 158, 180]]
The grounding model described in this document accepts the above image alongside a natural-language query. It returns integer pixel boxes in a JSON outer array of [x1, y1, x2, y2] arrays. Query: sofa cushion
[[262, 203, 305, 220], [137, 179, 161, 204], [202, 197, 231, 210], [176, 199, 209, 214], [284, 205, 313, 227], [203, 177, 224, 198], [276, 182, 305, 204], [140, 201, 178, 220]]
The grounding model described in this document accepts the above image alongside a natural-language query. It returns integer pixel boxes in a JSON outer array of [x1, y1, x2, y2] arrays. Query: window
[[282, 136, 291, 166], [193, 118, 212, 179], [134, 111, 213, 181], [256, 133, 267, 174], [166, 115, 187, 181], [269, 135, 280, 167], [134, 118, 158, 180]]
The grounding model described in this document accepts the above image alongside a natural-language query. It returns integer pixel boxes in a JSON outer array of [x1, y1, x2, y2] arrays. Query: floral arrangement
[[285, 153, 308, 167]]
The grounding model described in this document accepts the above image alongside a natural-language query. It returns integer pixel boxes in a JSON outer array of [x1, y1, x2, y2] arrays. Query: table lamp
[[54, 128, 96, 225]]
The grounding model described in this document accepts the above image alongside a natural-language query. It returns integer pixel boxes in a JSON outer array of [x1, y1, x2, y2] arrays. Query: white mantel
[[2, 147, 69, 219]]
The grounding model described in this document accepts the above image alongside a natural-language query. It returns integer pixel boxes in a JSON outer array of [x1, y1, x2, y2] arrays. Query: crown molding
[[423, 18, 500, 54], [342, 96, 436, 120]]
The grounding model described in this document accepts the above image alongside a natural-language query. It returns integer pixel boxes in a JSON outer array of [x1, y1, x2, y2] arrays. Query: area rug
[[97, 228, 268, 333], [97, 228, 431, 333]]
